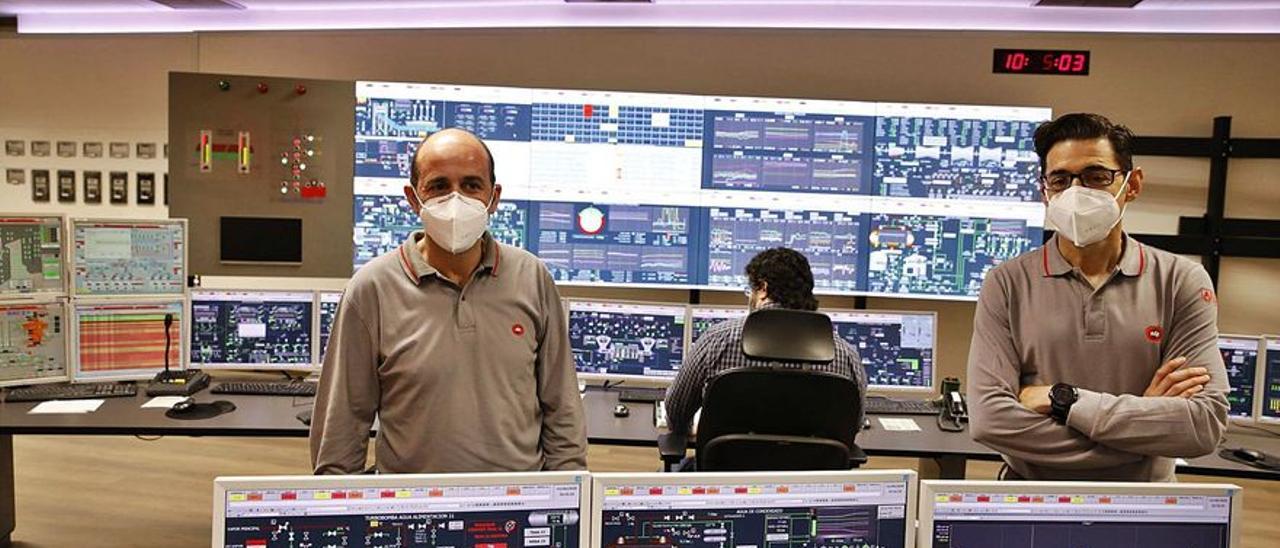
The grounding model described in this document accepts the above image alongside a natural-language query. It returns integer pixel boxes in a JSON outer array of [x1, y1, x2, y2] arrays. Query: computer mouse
[[171, 397, 196, 413], [1233, 448, 1266, 463], [613, 404, 630, 418]]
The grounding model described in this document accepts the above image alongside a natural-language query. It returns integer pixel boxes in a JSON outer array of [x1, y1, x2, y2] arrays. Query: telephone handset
[[938, 376, 968, 432]]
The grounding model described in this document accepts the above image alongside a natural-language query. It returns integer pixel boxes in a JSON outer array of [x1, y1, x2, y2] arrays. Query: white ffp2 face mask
[[1046, 174, 1129, 248], [417, 191, 493, 254]]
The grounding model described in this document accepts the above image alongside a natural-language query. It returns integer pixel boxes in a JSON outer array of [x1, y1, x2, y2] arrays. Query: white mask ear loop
[[1113, 172, 1131, 216]]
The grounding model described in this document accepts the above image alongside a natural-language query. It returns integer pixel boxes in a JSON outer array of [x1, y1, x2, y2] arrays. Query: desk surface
[[3, 384, 1279, 480]]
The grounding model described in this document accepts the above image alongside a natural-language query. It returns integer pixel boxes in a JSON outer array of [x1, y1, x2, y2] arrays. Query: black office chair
[[659, 308, 867, 471]]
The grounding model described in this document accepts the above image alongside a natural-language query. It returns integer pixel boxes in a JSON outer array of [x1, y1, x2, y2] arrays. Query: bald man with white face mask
[[310, 128, 587, 474], [967, 113, 1228, 482]]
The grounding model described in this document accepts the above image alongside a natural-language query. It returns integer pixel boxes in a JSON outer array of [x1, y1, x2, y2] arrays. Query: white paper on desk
[[1176, 458, 1189, 466], [878, 417, 922, 432], [141, 396, 189, 409], [28, 400, 104, 414]]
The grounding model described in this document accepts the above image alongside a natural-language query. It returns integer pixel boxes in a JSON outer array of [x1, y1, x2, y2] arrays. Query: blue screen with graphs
[[829, 310, 936, 389], [354, 82, 1048, 299]]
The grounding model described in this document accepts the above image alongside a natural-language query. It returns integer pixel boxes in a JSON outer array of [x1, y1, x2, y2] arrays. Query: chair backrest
[[740, 308, 835, 363]]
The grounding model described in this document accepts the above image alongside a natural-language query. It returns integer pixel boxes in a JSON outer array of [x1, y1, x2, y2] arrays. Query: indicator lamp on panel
[[217, 80, 231, 91], [237, 131, 252, 174], [256, 82, 270, 94], [198, 130, 213, 173], [294, 84, 307, 96]]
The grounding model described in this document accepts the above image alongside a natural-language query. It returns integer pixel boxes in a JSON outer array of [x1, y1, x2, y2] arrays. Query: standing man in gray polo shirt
[[310, 128, 588, 474], [968, 113, 1228, 481]]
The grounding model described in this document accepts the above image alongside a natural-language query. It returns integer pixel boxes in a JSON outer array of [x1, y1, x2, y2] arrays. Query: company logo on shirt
[[512, 323, 525, 337], [1200, 288, 1215, 304], [1144, 325, 1164, 343]]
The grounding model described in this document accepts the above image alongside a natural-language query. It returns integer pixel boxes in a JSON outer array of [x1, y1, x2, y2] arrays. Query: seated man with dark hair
[[664, 247, 867, 435]]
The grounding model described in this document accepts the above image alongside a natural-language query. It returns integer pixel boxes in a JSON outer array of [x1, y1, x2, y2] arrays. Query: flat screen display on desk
[[189, 289, 315, 371], [567, 299, 688, 385], [71, 218, 186, 297], [71, 299, 184, 382], [0, 214, 66, 296], [825, 308, 937, 392]]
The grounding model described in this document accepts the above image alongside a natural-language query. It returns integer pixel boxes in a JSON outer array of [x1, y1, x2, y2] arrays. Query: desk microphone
[[146, 312, 210, 397]]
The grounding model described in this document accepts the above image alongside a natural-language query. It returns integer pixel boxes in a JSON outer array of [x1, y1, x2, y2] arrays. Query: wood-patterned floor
[[8, 436, 1278, 546]]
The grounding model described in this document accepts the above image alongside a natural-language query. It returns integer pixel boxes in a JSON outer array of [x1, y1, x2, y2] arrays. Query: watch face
[[1051, 383, 1077, 404]]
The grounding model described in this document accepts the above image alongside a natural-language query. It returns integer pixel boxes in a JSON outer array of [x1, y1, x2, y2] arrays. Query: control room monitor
[[316, 290, 342, 365], [918, 480, 1242, 548], [567, 299, 688, 385], [1260, 337, 1280, 425], [71, 299, 185, 382], [0, 299, 70, 388], [592, 470, 917, 548], [71, 218, 187, 297], [189, 289, 315, 370], [687, 305, 748, 352], [1218, 335, 1261, 422], [0, 214, 66, 296], [214, 471, 590, 548], [824, 308, 937, 392]]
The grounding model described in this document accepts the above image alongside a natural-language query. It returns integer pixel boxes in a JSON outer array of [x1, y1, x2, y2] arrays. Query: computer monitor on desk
[[0, 214, 66, 296], [1260, 337, 1280, 426], [1218, 335, 1262, 423], [567, 299, 688, 387], [592, 470, 917, 548], [213, 471, 590, 547], [70, 218, 186, 297], [918, 480, 1242, 548], [687, 305, 748, 351], [316, 290, 342, 365], [71, 299, 185, 382], [189, 289, 315, 371], [824, 309, 937, 393], [0, 299, 69, 388]]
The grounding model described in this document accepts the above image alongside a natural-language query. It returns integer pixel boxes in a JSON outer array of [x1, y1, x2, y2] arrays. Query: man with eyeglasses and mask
[[311, 128, 587, 474], [664, 247, 868, 441], [968, 113, 1228, 481]]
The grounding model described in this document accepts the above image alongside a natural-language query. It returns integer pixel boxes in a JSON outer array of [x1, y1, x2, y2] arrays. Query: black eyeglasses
[[1040, 167, 1128, 193]]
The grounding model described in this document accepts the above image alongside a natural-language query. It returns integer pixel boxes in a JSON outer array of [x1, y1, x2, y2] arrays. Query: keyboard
[[211, 381, 317, 397], [865, 396, 940, 416], [617, 388, 666, 403], [4, 383, 137, 403]]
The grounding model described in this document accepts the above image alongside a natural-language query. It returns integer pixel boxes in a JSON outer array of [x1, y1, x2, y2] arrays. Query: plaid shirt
[[663, 304, 867, 435]]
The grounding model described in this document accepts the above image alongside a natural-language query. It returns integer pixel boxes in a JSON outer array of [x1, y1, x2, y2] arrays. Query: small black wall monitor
[[220, 216, 303, 264]]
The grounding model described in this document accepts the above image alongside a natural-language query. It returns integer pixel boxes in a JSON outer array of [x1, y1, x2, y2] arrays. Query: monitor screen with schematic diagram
[[567, 299, 689, 386], [189, 289, 316, 371]]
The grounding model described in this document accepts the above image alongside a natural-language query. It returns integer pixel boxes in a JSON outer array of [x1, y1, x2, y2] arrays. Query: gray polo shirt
[[310, 231, 588, 474], [968, 233, 1228, 481]]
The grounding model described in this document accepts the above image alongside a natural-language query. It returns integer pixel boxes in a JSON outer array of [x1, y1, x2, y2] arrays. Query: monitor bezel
[[212, 471, 592, 548], [0, 297, 72, 389], [1258, 335, 1280, 426], [565, 298, 691, 388], [314, 289, 343, 369], [70, 296, 188, 383], [0, 213, 69, 298], [1217, 333, 1263, 426], [917, 480, 1243, 548], [188, 288, 319, 372], [68, 217, 189, 299], [591, 470, 918, 548], [820, 306, 940, 394]]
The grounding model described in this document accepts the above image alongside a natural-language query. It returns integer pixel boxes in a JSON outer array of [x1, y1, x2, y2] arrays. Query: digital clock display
[[993, 49, 1090, 76]]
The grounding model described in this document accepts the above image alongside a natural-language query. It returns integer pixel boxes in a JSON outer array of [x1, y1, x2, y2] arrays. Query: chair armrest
[[657, 432, 689, 471], [848, 444, 868, 469]]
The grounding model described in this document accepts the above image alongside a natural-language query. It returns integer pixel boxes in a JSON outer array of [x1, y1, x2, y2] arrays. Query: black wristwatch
[[1049, 383, 1079, 425]]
